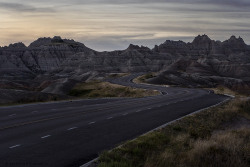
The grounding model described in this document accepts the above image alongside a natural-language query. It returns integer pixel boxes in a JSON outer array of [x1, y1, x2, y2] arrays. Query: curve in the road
[[0, 74, 229, 167]]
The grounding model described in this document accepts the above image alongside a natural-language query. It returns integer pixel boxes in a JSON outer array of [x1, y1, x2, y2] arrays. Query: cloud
[[16, 0, 250, 8], [51, 0, 250, 7], [0, 2, 55, 13], [0, 0, 249, 51]]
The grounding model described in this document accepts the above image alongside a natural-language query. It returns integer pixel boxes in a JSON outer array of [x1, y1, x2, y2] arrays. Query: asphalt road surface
[[0, 74, 229, 167]]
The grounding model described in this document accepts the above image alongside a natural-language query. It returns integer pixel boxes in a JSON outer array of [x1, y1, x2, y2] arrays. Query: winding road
[[0, 74, 228, 167]]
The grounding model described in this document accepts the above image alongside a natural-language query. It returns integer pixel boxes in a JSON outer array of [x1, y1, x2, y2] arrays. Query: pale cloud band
[[0, 0, 249, 51]]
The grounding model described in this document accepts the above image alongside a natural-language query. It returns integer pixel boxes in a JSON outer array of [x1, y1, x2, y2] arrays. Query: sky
[[0, 0, 250, 51]]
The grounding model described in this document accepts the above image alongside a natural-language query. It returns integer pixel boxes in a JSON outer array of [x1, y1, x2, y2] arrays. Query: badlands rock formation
[[0, 35, 250, 97], [0, 36, 93, 79], [149, 35, 250, 93]]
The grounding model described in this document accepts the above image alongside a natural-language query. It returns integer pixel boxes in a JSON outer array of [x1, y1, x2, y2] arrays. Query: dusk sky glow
[[0, 0, 250, 51]]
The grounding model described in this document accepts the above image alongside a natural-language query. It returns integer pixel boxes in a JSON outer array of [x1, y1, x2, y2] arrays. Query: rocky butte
[[0, 35, 250, 103]]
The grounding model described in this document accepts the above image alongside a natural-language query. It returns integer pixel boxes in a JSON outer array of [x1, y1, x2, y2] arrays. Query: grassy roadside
[[0, 76, 158, 107], [97, 95, 250, 167], [69, 81, 159, 98]]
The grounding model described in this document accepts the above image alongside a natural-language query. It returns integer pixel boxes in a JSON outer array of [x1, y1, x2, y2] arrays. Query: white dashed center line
[[9, 145, 21, 149], [122, 113, 128, 116], [32, 111, 38, 113], [136, 110, 141, 113], [9, 114, 16, 117], [67, 127, 78, 131], [107, 117, 113, 120], [88, 122, 96, 125], [41, 135, 51, 139]]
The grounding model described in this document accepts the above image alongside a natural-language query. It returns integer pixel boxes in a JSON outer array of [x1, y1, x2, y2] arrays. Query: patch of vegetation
[[209, 86, 241, 97], [68, 81, 159, 98], [239, 100, 250, 114], [97, 98, 250, 167], [68, 89, 93, 97], [238, 100, 250, 119], [134, 73, 156, 83], [209, 85, 250, 97], [108, 73, 130, 78], [187, 129, 249, 167]]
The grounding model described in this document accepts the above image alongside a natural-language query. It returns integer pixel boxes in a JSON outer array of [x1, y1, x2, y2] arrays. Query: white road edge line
[[9, 145, 21, 149], [80, 158, 98, 167], [81, 96, 233, 167], [67, 127, 78, 131], [41, 135, 51, 139]]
